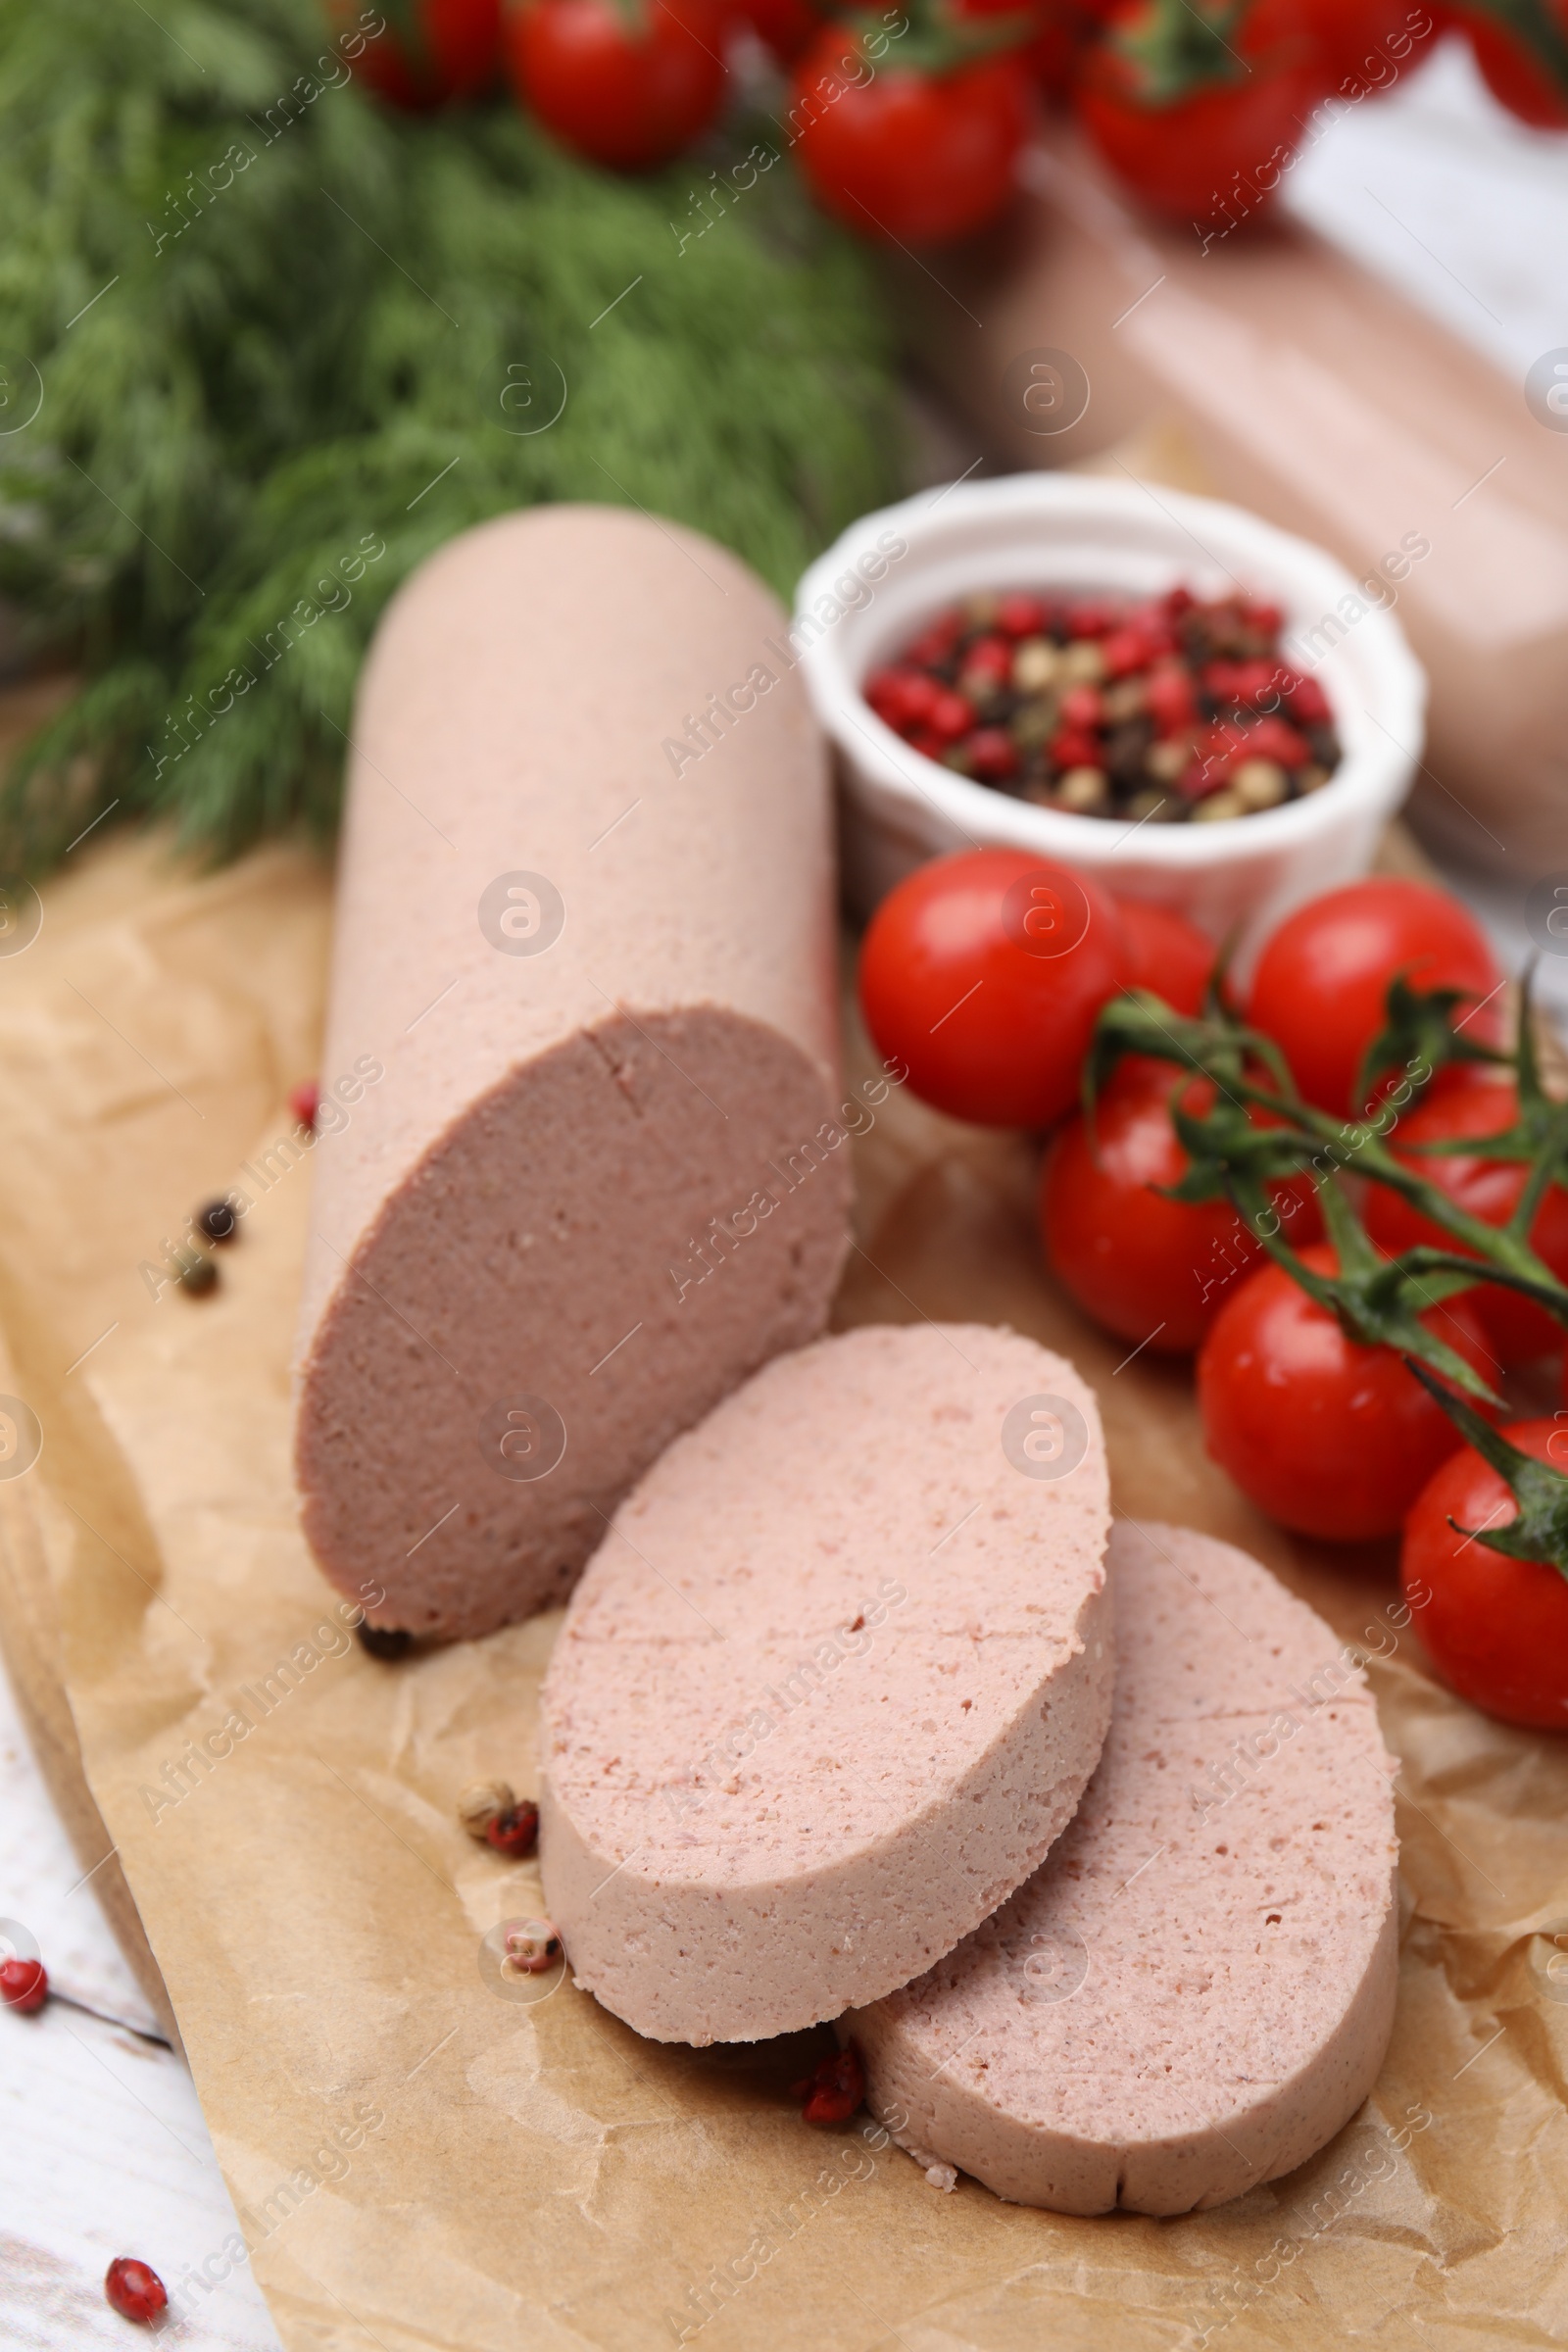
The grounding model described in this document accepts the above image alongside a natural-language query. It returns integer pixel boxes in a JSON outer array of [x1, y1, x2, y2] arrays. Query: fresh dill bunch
[[0, 0, 902, 867]]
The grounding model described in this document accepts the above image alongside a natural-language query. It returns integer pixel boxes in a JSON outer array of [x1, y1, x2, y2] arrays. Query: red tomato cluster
[[331, 0, 1568, 248], [861, 851, 1568, 1726]]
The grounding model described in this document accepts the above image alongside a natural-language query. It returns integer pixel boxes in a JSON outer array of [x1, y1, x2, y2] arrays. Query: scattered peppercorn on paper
[[0, 826, 1565, 2352]]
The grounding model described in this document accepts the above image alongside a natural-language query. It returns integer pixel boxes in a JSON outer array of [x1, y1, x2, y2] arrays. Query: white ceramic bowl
[[795, 473, 1427, 965]]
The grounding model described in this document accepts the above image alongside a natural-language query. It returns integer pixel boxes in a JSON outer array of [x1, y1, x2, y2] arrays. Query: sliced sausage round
[[539, 1322, 1114, 2045], [847, 1518, 1399, 2214]]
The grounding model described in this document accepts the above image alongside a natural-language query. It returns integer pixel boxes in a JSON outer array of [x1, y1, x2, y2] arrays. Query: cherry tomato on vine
[[955, 0, 1088, 97], [1197, 1242, 1494, 1541], [858, 848, 1129, 1128], [1113, 897, 1216, 1014], [1364, 1067, 1568, 1366], [1246, 879, 1503, 1118], [505, 0, 726, 170], [1041, 1054, 1323, 1350], [328, 0, 503, 105], [790, 32, 1035, 245], [1075, 0, 1326, 227], [1456, 1, 1568, 126], [1402, 1419, 1568, 1729]]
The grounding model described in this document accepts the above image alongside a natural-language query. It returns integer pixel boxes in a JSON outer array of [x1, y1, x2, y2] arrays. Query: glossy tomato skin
[[1113, 897, 1215, 1014], [1076, 0, 1326, 225], [858, 849, 1129, 1128], [1402, 1419, 1568, 1728], [1246, 879, 1503, 1118], [1460, 5, 1568, 126], [506, 0, 725, 169], [1041, 1054, 1323, 1350], [1198, 1242, 1494, 1540], [1365, 1068, 1568, 1365], [329, 0, 503, 104], [790, 36, 1036, 244]]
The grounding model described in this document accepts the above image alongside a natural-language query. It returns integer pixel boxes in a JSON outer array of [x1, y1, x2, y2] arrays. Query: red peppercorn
[[0, 1956, 46, 2012], [1145, 662, 1196, 732], [105, 2259, 168, 2325], [966, 727, 1019, 781], [996, 591, 1046, 637], [905, 727, 947, 763], [1245, 714, 1310, 767], [1163, 584, 1195, 618], [485, 1800, 539, 1859], [791, 2042, 866, 2126], [1280, 668, 1332, 727], [1212, 654, 1278, 706], [906, 613, 963, 666], [961, 634, 1012, 681], [1243, 598, 1284, 636], [1049, 728, 1102, 771], [1057, 682, 1103, 731], [288, 1080, 319, 1133], [863, 666, 906, 723], [1096, 627, 1150, 679], [927, 689, 974, 742], [1065, 597, 1119, 639]]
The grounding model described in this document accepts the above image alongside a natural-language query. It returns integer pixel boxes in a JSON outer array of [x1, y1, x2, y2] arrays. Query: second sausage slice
[[539, 1323, 1114, 2044]]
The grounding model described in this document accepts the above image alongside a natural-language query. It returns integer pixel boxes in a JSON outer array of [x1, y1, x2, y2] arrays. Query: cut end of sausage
[[538, 1322, 1113, 2045], [294, 1006, 850, 1642], [847, 1519, 1400, 2215]]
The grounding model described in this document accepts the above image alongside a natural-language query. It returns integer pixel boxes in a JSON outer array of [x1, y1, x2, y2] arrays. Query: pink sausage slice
[[539, 1323, 1113, 2045], [293, 507, 850, 1641], [848, 1520, 1399, 2215]]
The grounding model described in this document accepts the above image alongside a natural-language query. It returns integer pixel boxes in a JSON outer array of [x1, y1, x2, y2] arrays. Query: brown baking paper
[[1, 827, 1566, 2352]]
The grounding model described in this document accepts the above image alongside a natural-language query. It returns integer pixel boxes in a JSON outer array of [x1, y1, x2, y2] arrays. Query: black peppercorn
[[175, 1248, 219, 1297], [195, 1199, 237, 1245], [356, 1621, 413, 1660]]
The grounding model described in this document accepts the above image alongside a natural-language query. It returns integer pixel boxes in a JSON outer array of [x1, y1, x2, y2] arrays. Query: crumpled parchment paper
[[0, 826, 1564, 2352]]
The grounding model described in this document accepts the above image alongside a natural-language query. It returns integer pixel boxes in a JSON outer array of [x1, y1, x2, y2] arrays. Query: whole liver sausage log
[[847, 1520, 1399, 2214], [293, 506, 853, 1642], [539, 1324, 1114, 2045]]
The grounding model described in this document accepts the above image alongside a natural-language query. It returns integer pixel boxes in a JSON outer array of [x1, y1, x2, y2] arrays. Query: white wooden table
[[0, 1644, 283, 2352]]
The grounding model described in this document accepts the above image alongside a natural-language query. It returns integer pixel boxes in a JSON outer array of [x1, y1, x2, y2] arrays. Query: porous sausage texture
[[847, 1519, 1400, 2215], [293, 507, 850, 1641], [539, 1323, 1114, 2045]]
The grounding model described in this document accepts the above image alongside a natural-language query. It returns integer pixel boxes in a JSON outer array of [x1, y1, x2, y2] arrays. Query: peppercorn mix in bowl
[[865, 585, 1342, 824], [795, 473, 1425, 958]]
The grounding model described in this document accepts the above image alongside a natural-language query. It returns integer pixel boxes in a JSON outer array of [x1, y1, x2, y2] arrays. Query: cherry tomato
[[1402, 1419, 1568, 1729], [1041, 1054, 1323, 1351], [1076, 0, 1326, 227], [790, 33, 1036, 245], [1300, 0, 1449, 94], [858, 849, 1129, 1128], [505, 0, 726, 170], [1113, 897, 1215, 1014], [1364, 1067, 1568, 1367], [328, 0, 503, 104], [1457, 2, 1568, 125], [955, 0, 1088, 97], [1197, 1242, 1494, 1540], [1246, 879, 1503, 1118], [732, 0, 819, 62]]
